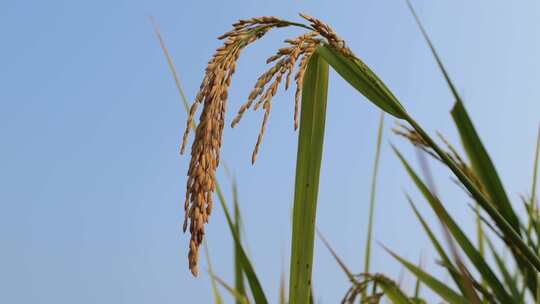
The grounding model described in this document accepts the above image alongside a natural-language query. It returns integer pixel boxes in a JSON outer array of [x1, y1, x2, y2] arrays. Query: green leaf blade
[[288, 52, 329, 304], [317, 44, 407, 119], [451, 101, 520, 232]]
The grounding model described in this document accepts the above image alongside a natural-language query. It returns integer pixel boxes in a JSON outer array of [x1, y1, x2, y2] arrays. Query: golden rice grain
[[181, 14, 353, 276], [181, 17, 289, 276]]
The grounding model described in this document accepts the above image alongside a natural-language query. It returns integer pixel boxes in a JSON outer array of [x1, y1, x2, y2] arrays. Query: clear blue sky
[[1, 0, 539, 303]]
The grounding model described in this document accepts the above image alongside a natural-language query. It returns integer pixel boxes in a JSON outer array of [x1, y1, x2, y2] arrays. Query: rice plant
[[154, 5, 540, 303]]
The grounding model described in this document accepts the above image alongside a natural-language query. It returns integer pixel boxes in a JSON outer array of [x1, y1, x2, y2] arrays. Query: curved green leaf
[[317, 45, 407, 119]]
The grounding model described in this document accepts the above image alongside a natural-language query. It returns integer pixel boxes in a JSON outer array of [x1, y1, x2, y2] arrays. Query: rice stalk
[[181, 17, 290, 275], [163, 7, 540, 303], [153, 21, 273, 304], [179, 14, 355, 275]]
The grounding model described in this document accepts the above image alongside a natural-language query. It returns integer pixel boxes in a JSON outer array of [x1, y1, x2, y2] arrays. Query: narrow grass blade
[[318, 230, 412, 303], [474, 204, 488, 302], [413, 257, 422, 299], [317, 230, 356, 281], [204, 241, 224, 304], [531, 125, 540, 207], [394, 147, 513, 303], [150, 17, 190, 113], [362, 112, 384, 303], [209, 272, 250, 304], [317, 45, 407, 119], [364, 111, 384, 275], [216, 185, 269, 304], [524, 198, 540, 250], [232, 179, 246, 303], [406, 195, 469, 296], [474, 203, 490, 303], [526, 127, 540, 258], [404, 0, 460, 100], [384, 246, 468, 304], [288, 52, 329, 304], [485, 237, 521, 301], [153, 20, 266, 302]]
